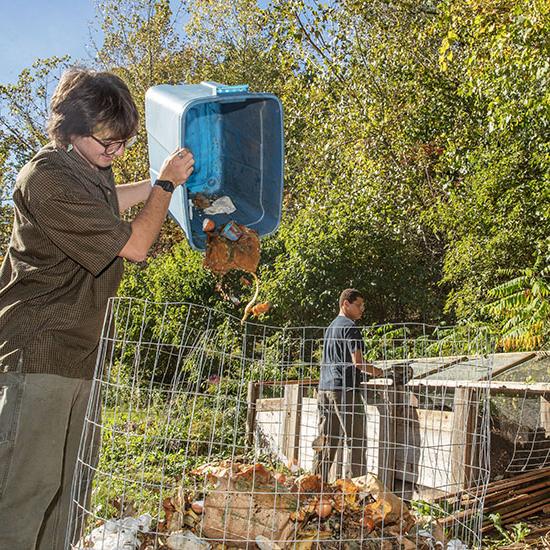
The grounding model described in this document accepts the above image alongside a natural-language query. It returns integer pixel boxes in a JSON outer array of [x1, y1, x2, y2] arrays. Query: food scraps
[[154, 462, 423, 549], [203, 222, 268, 323], [85, 462, 457, 549], [192, 193, 213, 210], [204, 223, 260, 277], [220, 221, 243, 241], [191, 190, 269, 321], [203, 196, 236, 216], [202, 218, 215, 232], [250, 302, 270, 317]]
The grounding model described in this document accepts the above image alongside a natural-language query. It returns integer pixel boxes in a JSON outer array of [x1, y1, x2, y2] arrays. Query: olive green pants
[[0, 373, 94, 550]]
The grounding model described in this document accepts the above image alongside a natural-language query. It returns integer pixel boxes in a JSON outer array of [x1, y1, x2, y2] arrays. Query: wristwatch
[[154, 179, 175, 193]]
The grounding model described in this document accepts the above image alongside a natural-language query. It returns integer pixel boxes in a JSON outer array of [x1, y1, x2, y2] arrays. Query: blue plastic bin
[[145, 81, 284, 251]]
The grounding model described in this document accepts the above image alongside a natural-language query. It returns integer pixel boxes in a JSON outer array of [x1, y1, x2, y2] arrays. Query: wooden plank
[[378, 380, 398, 490], [483, 466, 550, 492], [450, 388, 478, 490], [483, 480, 550, 506], [541, 396, 550, 435], [408, 380, 550, 396], [442, 489, 550, 529], [394, 393, 422, 488], [489, 352, 536, 378], [259, 379, 319, 387], [282, 384, 302, 466], [416, 409, 454, 432], [394, 459, 423, 484], [256, 397, 285, 412], [246, 381, 260, 447], [481, 496, 550, 532], [259, 377, 550, 396], [297, 397, 318, 470], [438, 466, 550, 504], [331, 443, 344, 482], [484, 483, 550, 514]]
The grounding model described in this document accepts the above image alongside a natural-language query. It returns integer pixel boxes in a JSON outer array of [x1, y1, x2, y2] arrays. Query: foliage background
[[0, 0, 548, 349]]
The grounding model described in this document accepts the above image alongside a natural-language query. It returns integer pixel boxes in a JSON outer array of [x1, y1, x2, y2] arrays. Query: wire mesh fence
[[68, 298, 495, 549], [491, 353, 550, 474], [506, 395, 550, 474]]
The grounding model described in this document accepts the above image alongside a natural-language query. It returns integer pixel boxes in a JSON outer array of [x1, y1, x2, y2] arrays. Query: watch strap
[[154, 179, 175, 194]]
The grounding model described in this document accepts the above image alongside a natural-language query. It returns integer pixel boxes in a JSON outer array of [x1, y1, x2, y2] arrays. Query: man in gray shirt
[[314, 288, 384, 482]]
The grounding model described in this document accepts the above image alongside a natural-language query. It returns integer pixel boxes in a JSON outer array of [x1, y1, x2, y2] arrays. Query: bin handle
[[201, 81, 249, 95]]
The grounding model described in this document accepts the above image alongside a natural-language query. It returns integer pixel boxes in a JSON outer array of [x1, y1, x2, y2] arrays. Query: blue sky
[[0, 0, 269, 86], [0, 0, 100, 85]]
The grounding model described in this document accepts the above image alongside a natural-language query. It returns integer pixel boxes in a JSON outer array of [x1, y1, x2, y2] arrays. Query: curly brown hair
[[47, 68, 139, 147]]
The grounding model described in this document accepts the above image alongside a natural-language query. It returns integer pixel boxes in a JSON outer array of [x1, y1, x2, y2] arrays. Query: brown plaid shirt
[[0, 144, 132, 379]]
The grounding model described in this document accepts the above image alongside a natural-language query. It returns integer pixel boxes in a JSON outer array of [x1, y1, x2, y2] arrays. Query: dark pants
[[313, 389, 368, 482]]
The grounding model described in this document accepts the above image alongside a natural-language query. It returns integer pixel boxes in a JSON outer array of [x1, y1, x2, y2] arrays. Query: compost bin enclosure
[[68, 298, 494, 549]]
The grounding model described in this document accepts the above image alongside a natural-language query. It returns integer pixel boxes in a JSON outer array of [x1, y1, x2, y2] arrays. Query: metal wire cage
[[68, 298, 495, 549], [492, 353, 550, 474]]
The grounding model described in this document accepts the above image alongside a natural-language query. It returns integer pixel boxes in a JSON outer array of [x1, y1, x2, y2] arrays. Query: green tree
[[1, 0, 547, 335], [433, 0, 550, 318], [0, 57, 71, 259], [485, 241, 550, 351]]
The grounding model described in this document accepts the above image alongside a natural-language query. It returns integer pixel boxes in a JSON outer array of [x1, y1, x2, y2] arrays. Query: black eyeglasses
[[89, 134, 137, 156]]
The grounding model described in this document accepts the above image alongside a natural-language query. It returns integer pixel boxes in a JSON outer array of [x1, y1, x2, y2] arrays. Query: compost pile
[[153, 461, 440, 549]]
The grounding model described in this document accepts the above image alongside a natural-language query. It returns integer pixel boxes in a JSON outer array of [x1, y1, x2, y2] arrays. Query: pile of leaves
[[153, 461, 443, 549]]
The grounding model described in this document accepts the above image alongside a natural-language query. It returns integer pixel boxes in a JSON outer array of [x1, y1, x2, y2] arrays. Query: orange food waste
[[315, 498, 333, 519], [191, 500, 204, 514], [203, 222, 268, 323], [251, 302, 270, 317], [359, 513, 375, 533], [204, 224, 260, 276], [293, 473, 322, 494], [202, 218, 215, 232]]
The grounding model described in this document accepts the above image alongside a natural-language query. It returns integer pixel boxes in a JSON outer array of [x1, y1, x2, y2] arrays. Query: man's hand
[[158, 148, 194, 186], [363, 363, 385, 378], [351, 349, 384, 377]]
